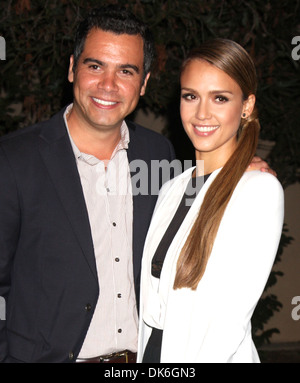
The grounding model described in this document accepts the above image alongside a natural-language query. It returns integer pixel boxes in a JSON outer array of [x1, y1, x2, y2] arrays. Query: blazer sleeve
[[0, 146, 21, 361], [191, 171, 284, 362]]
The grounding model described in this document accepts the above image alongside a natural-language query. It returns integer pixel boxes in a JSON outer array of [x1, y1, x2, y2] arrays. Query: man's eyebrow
[[83, 58, 104, 66], [83, 58, 140, 73], [119, 64, 140, 74]]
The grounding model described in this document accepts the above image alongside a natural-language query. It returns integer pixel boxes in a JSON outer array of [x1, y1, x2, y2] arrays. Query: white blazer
[[137, 167, 284, 363]]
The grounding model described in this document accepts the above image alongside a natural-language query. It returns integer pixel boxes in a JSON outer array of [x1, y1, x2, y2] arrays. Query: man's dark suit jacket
[[0, 108, 176, 363]]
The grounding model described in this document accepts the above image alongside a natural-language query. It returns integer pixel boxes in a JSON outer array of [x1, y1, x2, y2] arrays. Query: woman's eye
[[215, 95, 228, 103], [182, 93, 196, 101]]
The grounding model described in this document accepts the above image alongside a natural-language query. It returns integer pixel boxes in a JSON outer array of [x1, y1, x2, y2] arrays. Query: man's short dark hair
[[73, 5, 154, 82]]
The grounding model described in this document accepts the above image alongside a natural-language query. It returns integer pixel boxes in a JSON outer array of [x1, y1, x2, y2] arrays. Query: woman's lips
[[194, 125, 219, 136]]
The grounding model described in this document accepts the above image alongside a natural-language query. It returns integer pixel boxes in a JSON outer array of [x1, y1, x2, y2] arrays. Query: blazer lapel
[[126, 121, 157, 299], [127, 122, 144, 283], [38, 110, 97, 280]]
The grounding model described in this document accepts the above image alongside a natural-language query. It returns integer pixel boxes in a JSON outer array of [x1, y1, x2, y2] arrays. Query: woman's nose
[[196, 100, 211, 120]]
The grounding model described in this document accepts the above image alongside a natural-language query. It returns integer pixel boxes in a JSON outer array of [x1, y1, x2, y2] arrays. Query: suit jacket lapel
[[127, 121, 143, 271], [38, 110, 97, 280], [126, 121, 156, 299]]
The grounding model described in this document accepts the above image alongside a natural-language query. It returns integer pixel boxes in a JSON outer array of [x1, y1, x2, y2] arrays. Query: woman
[[137, 39, 284, 363]]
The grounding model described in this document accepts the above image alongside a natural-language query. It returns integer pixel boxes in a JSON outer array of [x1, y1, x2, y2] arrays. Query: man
[[0, 6, 273, 363]]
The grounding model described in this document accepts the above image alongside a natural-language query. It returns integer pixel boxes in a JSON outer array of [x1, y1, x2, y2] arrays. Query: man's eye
[[121, 69, 133, 75], [89, 65, 100, 70]]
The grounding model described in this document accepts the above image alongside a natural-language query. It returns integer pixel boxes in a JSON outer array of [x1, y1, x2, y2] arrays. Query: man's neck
[[66, 107, 122, 161]]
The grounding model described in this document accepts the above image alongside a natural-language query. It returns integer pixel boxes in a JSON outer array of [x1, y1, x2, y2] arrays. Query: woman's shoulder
[[236, 170, 284, 202], [241, 170, 283, 188]]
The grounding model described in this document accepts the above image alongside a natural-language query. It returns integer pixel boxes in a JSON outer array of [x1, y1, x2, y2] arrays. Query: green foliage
[[142, 0, 300, 188], [252, 295, 282, 347], [1, 0, 299, 185], [0, 0, 299, 346], [252, 224, 294, 347]]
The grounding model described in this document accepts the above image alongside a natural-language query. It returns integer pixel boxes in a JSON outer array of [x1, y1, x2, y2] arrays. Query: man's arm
[[247, 156, 277, 177], [0, 146, 20, 362]]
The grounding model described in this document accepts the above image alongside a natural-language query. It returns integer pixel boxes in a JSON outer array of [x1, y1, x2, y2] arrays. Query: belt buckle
[[118, 350, 129, 363], [99, 350, 129, 363]]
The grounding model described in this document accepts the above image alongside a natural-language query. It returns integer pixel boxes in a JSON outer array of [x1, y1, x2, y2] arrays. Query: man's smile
[[91, 97, 118, 106]]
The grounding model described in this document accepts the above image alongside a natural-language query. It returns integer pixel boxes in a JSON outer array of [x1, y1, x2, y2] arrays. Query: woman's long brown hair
[[173, 39, 260, 290]]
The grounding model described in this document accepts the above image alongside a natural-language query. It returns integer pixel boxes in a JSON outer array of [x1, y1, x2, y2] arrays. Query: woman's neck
[[195, 143, 237, 176]]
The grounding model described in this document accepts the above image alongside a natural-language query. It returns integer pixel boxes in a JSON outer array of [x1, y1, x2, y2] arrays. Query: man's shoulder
[[0, 108, 66, 146], [0, 122, 40, 144], [126, 119, 176, 164]]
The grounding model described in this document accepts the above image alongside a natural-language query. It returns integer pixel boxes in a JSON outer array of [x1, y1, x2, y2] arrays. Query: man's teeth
[[92, 98, 117, 106], [195, 125, 219, 132]]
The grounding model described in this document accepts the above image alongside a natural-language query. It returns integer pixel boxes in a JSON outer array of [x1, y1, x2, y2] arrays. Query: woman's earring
[[242, 113, 246, 118]]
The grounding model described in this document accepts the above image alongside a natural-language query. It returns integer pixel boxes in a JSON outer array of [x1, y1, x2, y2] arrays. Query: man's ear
[[242, 94, 256, 118], [68, 55, 75, 84], [140, 72, 151, 96]]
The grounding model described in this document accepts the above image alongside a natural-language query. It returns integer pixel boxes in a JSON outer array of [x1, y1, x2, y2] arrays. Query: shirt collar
[[63, 103, 130, 161]]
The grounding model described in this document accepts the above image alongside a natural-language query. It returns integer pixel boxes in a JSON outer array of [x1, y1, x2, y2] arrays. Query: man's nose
[[98, 71, 119, 92]]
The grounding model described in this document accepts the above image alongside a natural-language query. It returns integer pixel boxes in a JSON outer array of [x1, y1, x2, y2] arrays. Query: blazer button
[[85, 303, 92, 311], [69, 352, 74, 361]]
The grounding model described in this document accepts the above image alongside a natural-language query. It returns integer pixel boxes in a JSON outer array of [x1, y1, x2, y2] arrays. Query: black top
[[151, 173, 210, 278], [142, 172, 211, 363]]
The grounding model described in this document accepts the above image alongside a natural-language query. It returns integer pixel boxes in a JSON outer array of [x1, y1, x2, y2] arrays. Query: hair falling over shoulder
[[173, 39, 260, 290]]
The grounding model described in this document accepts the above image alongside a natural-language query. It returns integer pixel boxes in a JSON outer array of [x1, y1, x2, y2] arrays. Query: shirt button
[[115, 258, 120, 262], [112, 222, 117, 227], [118, 329, 122, 333], [117, 293, 122, 298]]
